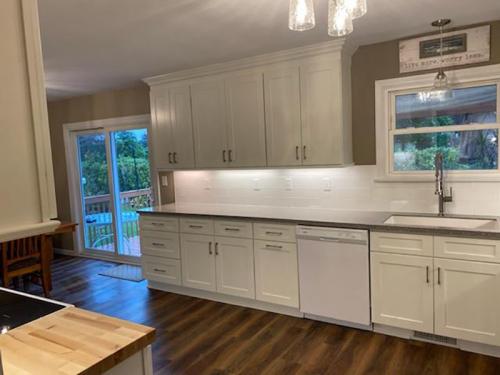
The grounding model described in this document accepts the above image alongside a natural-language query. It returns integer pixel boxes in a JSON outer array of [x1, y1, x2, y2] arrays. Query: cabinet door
[[169, 85, 195, 168], [180, 234, 216, 291], [264, 67, 302, 167], [254, 240, 299, 307], [300, 61, 343, 165], [150, 87, 174, 169], [371, 252, 434, 333], [225, 72, 267, 167], [215, 236, 255, 298], [434, 258, 500, 346], [191, 80, 228, 168]]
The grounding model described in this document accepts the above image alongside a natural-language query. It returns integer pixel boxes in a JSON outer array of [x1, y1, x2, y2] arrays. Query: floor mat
[[99, 264, 144, 282]]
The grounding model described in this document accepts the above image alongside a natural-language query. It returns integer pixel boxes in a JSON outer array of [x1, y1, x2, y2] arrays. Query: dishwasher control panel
[[296, 226, 368, 242]]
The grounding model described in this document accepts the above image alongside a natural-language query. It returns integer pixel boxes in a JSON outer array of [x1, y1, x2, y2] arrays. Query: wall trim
[[144, 39, 354, 86], [21, 0, 57, 221]]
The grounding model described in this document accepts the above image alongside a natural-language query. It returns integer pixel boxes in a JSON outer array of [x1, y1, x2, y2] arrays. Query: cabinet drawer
[[142, 256, 181, 285], [370, 232, 433, 257], [435, 236, 500, 263], [180, 217, 214, 235], [254, 222, 296, 243], [214, 220, 253, 238], [140, 230, 180, 259], [140, 215, 179, 232]]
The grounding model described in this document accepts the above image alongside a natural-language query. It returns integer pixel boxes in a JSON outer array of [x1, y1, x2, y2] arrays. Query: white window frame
[[375, 64, 500, 182]]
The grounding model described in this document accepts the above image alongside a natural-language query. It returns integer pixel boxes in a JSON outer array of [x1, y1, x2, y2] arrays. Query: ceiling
[[38, 0, 500, 100]]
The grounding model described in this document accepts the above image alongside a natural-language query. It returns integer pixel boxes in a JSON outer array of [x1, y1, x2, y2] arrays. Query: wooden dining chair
[[1, 234, 51, 297]]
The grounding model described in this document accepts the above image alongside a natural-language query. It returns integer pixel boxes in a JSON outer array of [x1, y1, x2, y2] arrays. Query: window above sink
[[375, 64, 500, 182]]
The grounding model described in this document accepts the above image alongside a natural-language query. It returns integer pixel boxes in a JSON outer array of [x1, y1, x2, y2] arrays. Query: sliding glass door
[[73, 125, 152, 261]]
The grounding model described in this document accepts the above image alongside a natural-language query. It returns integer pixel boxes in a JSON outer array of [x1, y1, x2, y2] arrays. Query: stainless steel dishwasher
[[297, 225, 371, 330]]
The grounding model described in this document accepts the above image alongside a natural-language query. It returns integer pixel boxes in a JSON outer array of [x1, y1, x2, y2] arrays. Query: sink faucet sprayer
[[435, 152, 453, 216]]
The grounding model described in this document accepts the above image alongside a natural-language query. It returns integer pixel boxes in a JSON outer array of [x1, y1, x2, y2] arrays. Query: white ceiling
[[38, 0, 500, 100]]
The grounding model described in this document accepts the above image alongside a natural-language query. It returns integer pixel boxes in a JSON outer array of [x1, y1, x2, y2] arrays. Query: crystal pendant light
[[328, 0, 353, 37], [343, 0, 367, 19], [289, 0, 316, 31], [419, 19, 453, 102]]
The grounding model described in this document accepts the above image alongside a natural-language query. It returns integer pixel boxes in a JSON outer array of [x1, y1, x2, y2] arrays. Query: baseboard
[[147, 281, 304, 318], [53, 249, 140, 266], [54, 247, 76, 256]]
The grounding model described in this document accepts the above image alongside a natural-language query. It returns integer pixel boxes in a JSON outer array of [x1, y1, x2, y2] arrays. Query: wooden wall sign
[[399, 25, 490, 73]]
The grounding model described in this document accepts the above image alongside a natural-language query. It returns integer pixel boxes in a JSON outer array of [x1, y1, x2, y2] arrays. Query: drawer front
[[254, 222, 296, 243], [214, 220, 253, 238], [140, 215, 179, 232], [140, 230, 180, 259], [180, 217, 214, 235], [142, 256, 181, 285], [435, 236, 500, 263], [370, 232, 433, 257]]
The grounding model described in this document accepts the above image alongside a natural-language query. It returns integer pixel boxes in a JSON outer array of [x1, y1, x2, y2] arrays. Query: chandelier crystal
[[343, 0, 367, 19], [289, 0, 316, 31]]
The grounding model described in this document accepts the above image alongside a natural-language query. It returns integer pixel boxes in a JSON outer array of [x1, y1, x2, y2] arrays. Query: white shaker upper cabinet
[[264, 67, 302, 167], [150, 86, 174, 170], [300, 60, 343, 165], [150, 84, 195, 169], [225, 72, 267, 167], [191, 80, 229, 168]]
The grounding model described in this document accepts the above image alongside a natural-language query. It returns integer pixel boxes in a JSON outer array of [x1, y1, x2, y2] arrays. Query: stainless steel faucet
[[435, 152, 453, 216]]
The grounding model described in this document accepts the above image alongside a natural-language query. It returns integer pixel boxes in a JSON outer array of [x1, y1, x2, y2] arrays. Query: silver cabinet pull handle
[[223, 150, 227, 162], [152, 242, 165, 247], [168, 152, 173, 164], [209, 241, 213, 255], [228, 149, 233, 162], [265, 231, 282, 236], [426, 266, 429, 284], [265, 244, 283, 250], [153, 268, 166, 273], [303, 145, 307, 160], [173, 152, 178, 163], [295, 146, 299, 160], [151, 222, 164, 227], [189, 225, 203, 229], [437, 267, 441, 285], [224, 227, 240, 232], [215, 242, 219, 255]]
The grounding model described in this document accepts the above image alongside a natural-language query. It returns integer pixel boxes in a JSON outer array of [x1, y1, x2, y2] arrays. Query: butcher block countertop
[[0, 307, 155, 375]]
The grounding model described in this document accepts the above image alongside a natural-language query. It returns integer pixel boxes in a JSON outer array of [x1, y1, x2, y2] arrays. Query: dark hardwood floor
[[22, 256, 500, 375]]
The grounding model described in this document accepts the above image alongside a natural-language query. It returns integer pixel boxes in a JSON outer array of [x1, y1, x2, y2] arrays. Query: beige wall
[[351, 20, 500, 165], [47, 85, 150, 250]]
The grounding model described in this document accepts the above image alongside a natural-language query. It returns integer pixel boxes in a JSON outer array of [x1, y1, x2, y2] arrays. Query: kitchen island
[[0, 288, 155, 375]]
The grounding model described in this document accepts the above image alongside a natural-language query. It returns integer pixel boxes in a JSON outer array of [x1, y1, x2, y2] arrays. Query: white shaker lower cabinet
[[180, 234, 217, 292], [254, 240, 299, 308], [434, 258, 500, 346], [214, 236, 255, 298], [371, 252, 434, 333]]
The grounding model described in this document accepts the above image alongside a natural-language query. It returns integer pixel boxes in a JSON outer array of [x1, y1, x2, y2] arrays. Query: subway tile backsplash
[[173, 166, 500, 216]]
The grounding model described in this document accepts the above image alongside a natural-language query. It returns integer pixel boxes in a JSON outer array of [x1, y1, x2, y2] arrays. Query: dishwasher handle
[[298, 235, 367, 246]]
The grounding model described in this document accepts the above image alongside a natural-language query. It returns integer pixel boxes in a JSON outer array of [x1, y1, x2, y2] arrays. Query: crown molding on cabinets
[[144, 39, 355, 86]]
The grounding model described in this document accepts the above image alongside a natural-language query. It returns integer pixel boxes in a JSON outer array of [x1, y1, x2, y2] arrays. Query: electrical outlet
[[252, 178, 261, 191], [323, 177, 333, 192]]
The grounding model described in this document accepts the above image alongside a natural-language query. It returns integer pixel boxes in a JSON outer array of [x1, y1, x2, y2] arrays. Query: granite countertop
[[139, 203, 500, 239]]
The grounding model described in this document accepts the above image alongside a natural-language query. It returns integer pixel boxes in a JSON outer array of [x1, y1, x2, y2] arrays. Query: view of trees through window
[[393, 84, 499, 172]]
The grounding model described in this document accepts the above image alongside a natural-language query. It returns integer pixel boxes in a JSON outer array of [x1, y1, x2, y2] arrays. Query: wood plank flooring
[[22, 256, 500, 375]]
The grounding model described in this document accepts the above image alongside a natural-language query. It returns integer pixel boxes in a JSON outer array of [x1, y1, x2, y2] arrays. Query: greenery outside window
[[389, 82, 500, 174]]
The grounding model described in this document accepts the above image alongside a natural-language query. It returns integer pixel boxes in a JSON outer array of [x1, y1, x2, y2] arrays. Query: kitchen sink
[[384, 215, 497, 229]]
